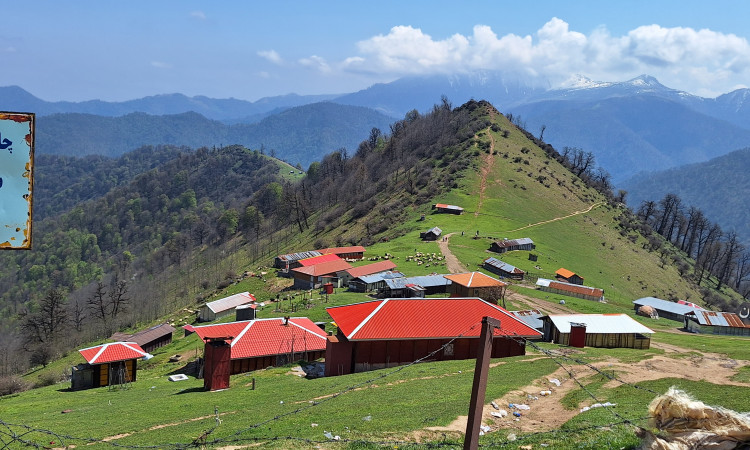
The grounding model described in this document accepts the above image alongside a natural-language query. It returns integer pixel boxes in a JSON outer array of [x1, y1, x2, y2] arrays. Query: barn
[[489, 238, 535, 254], [349, 270, 404, 293], [317, 246, 366, 261], [483, 257, 525, 280], [325, 297, 541, 377], [555, 268, 584, 285], [383, 274, 452, 297], [684, 310, 750, 336], [111, 323, 175, 353], [432, 203, 464, 214], [290, 258, 353, 289], [340, 260, 397, 287], [193, 317, 328, 375], [443, 272, 507, 303], [274, 250, 322, 271], [541, 314, 654, 349], [632, 297, 703, 323], [73, 342, 151, 390], [198, 292, 256, 322], [420, 226, 442, 241], [536, 278, 604, 302]]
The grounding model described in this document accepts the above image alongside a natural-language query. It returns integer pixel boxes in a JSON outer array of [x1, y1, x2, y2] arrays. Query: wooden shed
[[443, 272, 507, 303], [112, 323, 175, 353], [555, 268, 584, 285], [325, 298, 541, 377], [199, 292, 256, 322], [541, 314, 654, 349], [317, 246, 366, 261], [483, 257, 525, 280], [420, 226, 442, 241], [536, 278, 604, 302], [684, 310, 750, 336], [632, 297, 704, 323], [74, 342, 151, 389], [489, 238, 535, 254], [432, 203, 464, 214]]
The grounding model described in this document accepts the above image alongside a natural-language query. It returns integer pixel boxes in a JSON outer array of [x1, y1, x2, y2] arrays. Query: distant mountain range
[[4, 72, 750, 179], [621, 147, 750, 245]]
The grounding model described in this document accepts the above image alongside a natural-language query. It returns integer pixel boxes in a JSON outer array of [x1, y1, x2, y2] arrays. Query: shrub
[[0, 375, 31, 396]]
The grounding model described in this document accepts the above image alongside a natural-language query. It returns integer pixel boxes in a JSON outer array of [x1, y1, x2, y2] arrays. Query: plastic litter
[[549, 378, 561, 386], [362, 415, 372, 421], [508, 403, 515, 408], [579, 402, 616, 413], [491, 410, 508, 418], [540, 390, 552, 396], [507, 433, 517, 441], [311, 423, 318, 427], [513, 411, 522, 417], [479, 424, 491, 436], [491, 401, 500, 410], [515, 404, 530, 410], [323, 431, 341, 441]]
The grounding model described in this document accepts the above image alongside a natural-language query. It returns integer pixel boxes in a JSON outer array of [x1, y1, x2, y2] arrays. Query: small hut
[[74, 342, 151, 390], [420, 227, 442, 241]]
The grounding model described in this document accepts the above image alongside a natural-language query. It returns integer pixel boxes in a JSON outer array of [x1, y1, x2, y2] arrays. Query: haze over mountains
[[4, 71, 750, 178]]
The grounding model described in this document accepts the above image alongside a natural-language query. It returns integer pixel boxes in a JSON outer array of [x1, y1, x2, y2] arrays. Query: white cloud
[[343, 19, 750, 96], [258, 49, 283, 65], [151, 61, 172, 69], [299, 55, 331, 73], [190, 11, 206, 20]]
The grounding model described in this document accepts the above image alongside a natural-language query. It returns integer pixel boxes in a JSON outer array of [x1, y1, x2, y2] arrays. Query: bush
[[0, 375, 31, 396]]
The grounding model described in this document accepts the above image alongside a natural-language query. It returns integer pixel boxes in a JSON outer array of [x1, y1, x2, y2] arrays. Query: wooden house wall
[[92, 359, 137, 387], [546, 328, 650, 349], [483, 264, 524, 280], [684, 320, 750, 336], [230, 350, 325, 375], [141, 334, 173, 353], [539, 286, 600, 301]]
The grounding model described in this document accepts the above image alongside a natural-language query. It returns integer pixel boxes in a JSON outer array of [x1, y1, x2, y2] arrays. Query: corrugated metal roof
[[434, 204, 464, 211], [687, 311, 750, 328], [536, 278, 603, 298], [327, 298, 541, 340], [346, 260, 397, 278], [193, 318, 327, 359], [276, 251, 322, 262], [424, 226, 442, 235], [633, 297, 703, 315], [118, 323, 175, 347], [444, 272, 507, 288], [493, 238, 534, 248], [79, 342, 149, 364], [298, 253, 342, 267], [483, 257, 525, 274], [292, 259, 353, 277], [317, 246, 366, 255], [358, 271, 405, 284], [384, 274, 452, 290], [510, 310, 544, 330], [545, 314, 654, 334], [205, 292, 256, 314]]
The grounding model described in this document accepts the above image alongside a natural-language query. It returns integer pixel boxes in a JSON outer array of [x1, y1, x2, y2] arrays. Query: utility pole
[[464, 316, 500, 450]]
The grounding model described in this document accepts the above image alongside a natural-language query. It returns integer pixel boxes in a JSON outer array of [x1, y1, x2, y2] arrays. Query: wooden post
[[464, 316, 500, 450]]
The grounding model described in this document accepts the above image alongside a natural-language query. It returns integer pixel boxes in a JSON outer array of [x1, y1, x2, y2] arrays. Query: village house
[[193, 317, 328, 376], [489, 238, 535, 254], [290, 257, 353, 289], [198, 292, 256, 322], [632, 297, 704, 323], [317, 246, 366, 261], [509, 309, 545, 333], [483, 257, 526, 280], [274, 250, 322, 271], [111, 323, 175, 353], [684, 310, 750, 336], [536, 278, 604, 302], [432, 203, 464, 214], [541, 314, 654, 349], [349, 270, 404, 293], [555, 268, 584, 285], [72, 342, 152, 390], [324, 297, 542, 377], [338, 260, 397, 287], [443, 271, 507, 303], [420, 226, 442, 241], [383, 274, 452, 297]]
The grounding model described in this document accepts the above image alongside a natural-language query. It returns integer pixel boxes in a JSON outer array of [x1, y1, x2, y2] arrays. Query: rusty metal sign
[[0, 112, 34, 249]]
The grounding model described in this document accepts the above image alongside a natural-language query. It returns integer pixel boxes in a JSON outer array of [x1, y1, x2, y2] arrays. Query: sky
[[2, 1, 750, 102]]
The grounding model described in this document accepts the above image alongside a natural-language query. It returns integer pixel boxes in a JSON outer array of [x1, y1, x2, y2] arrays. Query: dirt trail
[[475, 126, 496, 218], [503, 201, 604, 234], [437, 232, 468, 273]]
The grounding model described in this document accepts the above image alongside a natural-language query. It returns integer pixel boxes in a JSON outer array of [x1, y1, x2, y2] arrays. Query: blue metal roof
[[385, 275, 452, 290], [632, 297, 703, 316], [358, 271, 405, 284]]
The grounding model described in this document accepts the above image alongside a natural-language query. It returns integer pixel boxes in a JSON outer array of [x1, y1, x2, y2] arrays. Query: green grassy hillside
[[4, 100, 748, 448]]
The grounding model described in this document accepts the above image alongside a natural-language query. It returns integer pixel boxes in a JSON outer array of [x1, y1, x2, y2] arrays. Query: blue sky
[[2, 1, 749, 102]]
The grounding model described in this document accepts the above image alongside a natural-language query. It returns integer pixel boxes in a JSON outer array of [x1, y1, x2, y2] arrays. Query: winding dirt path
[[503, 201, 605, 234], [475, 127, 496, 218], [437, 232, 468, 273]]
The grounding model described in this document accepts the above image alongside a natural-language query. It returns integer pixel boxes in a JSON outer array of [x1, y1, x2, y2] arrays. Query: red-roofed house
[[325, 298, 541, 377], [73, 342, 150, 389], [555, 268, 584, 285], [193, 317, 327, 375], [339, 260, 397, 286], [290, 258, 353, 289], [443, 272, 508, 303], [317, 246, 366, 261], [298, 253, 342, 267]]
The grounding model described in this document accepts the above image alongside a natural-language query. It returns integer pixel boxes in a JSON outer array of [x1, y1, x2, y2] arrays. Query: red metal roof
[[346, 260, 397, 278], [298, 253, 342, 266], [327, 298, 541, 340], [443, 272, 507, 288], [79, 342, 149, 365], [292, 259, 353, 277], [192, 318, 327, 359], [548, 281, 603, 298]]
